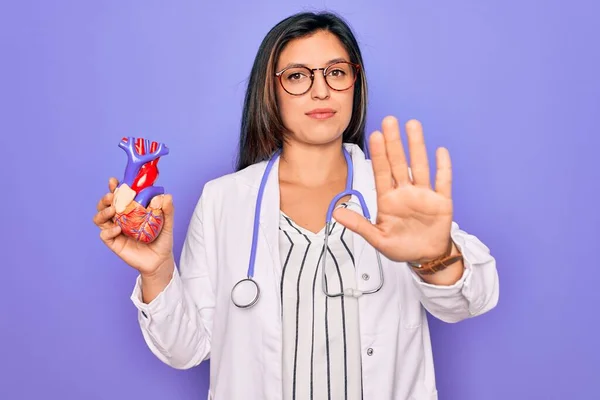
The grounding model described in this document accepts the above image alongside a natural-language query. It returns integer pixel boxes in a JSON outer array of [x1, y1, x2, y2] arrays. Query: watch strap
[[408, 240, 463, 275]]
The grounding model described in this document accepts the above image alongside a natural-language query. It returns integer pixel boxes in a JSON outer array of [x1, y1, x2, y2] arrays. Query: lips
[[306, 108, 336, 120]]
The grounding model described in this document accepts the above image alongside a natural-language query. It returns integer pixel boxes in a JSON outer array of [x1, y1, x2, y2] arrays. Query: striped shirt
[[279, 203, 363, 400]]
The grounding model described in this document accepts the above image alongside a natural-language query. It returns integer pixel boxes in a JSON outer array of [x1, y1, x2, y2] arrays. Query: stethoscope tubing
[[232, 147, 384, 308]]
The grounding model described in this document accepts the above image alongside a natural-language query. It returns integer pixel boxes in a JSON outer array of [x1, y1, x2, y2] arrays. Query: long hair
[[235, 11, 368, 171]]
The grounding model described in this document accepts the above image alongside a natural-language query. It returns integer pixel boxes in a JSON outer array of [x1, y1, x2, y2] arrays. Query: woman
[[94, 11, 499, 400]]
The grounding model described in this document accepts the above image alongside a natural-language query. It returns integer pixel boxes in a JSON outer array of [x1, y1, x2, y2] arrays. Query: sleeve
[[129, 190, 215, 369], [410, 222, 500, 323]]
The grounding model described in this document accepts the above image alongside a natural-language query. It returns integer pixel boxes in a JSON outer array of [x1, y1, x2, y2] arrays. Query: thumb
[[160, 194, 175, 236], [108, 177, 119, 193], [333, 207, 382, 248], [149, 194, 174, 236]]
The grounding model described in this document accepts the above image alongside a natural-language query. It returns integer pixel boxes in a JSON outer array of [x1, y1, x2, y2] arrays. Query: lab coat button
[[141, 311, 148, 319], [362, 273, 370, 281], [367, 348, 374, 356]]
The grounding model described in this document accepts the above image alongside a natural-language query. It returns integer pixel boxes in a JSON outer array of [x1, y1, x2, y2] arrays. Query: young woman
[[94, 11, 499, 400]]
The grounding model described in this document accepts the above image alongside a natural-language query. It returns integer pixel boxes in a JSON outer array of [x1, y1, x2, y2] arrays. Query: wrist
[[140, 257, 174, 304], [141, 256, 174, 283], [408, 238, 463, 275], [407, 238, 453, 265]]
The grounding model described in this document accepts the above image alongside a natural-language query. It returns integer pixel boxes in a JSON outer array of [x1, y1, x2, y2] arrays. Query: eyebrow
[[279, 57, 349, 70]]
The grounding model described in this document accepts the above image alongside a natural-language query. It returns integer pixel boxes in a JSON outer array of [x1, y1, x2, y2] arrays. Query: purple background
[[2, 1, 598, 399]]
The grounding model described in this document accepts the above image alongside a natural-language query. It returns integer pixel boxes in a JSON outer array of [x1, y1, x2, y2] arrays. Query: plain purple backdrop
[[2, 1, 598, 399]]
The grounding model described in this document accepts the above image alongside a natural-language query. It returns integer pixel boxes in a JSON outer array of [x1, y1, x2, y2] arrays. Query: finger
[[405, 119, 431, 188], [333, 208, 382, 249], [159, 194, 175, 236], [100, 224, 122, 247], [93, 204, 116, 229], [109, 177, 119, 193], [369, 131, 393, 194], [96, 192, 114, 212], [434, 147, 452, 199], [381, 116, 410, 185]]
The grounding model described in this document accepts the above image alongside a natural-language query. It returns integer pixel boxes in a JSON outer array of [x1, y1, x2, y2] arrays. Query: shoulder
[[186, 161, 266, 226], [199, 160, 267, 203]]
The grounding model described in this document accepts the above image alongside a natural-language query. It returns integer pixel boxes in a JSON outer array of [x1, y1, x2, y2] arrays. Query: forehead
[[276, 30, 350, 69]]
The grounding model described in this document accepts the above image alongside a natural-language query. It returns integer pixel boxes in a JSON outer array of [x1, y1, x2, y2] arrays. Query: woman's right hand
[[93, 177, 175, 277]]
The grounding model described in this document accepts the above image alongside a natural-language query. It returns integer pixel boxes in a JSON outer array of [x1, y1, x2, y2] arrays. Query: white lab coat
[[130, 143, 499, 400]]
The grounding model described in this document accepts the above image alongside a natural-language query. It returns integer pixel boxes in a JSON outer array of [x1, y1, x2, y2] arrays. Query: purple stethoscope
[[230, 147, 384, 309]]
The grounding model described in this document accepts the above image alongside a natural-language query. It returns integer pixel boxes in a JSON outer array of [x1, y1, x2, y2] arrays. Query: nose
[[310, 70, 330, 100]]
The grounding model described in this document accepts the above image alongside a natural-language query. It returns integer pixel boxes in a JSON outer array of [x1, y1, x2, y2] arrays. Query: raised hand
[[93, 177, 175, 276], [334, 116, 454, 264]]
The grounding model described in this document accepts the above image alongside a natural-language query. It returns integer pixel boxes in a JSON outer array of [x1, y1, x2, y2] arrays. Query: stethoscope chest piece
[[231, 278, 260, 309]]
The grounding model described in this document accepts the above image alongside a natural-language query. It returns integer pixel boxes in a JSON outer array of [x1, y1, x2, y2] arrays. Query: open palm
[[334, 116, 453, 263]]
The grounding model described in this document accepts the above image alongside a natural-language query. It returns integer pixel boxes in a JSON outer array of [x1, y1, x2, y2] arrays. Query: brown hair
[[235, 11, 368, 171]]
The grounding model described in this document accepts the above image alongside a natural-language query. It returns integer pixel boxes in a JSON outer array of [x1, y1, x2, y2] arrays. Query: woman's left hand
[[333, 116, 454, 264]]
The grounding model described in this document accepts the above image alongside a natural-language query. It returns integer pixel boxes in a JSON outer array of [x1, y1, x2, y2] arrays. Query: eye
[[287, 72, 305, 81], [282, 67, 311, 84], [328, 68, 346, 77]]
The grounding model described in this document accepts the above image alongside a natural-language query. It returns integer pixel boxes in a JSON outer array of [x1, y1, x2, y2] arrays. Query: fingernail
[[149, 195, 164, 209]]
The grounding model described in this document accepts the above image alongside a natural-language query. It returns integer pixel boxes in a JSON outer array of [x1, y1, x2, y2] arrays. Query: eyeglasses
[[275, 61, 361, 96]]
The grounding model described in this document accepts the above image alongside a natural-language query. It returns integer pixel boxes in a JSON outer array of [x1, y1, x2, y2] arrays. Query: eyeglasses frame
[[274, 61, 361, 96]]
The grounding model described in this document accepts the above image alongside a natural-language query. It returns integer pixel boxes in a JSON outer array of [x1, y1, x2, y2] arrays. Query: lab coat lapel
[[345, 144, 379, 283], [256, 155, 283, 310], [245, 155, 284, 398]]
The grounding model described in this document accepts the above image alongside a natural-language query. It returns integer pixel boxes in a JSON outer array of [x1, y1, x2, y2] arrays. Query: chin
[[286, 118, 350, 146], [299, 132, 344, 146]]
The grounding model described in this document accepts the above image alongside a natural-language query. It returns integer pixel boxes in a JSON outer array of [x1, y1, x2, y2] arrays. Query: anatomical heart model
[[112, 137, 170, 243]]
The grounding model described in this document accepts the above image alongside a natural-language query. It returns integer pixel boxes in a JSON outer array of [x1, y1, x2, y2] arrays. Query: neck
[[279, 139, 347, 187]]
